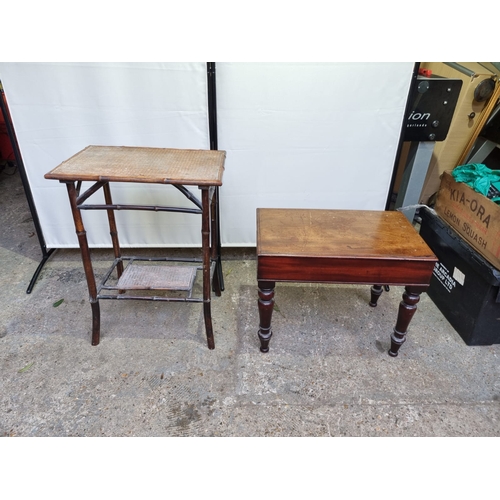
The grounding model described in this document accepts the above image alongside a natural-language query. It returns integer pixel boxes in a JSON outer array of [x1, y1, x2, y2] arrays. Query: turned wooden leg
[[389, 285, 426, 357], [258, 280, 275, 353], [369, 285, 383, 307]]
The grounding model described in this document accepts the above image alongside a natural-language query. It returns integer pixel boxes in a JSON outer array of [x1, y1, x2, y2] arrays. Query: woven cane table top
[[45, 145, 226, 186], [115, 264, 197, 291]]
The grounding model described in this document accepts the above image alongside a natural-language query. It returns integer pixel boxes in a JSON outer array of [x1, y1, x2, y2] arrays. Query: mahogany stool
[[256, 208, 438, 357]]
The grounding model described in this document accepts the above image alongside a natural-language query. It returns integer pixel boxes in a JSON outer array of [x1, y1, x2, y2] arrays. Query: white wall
[[0, 62, 414, 248]]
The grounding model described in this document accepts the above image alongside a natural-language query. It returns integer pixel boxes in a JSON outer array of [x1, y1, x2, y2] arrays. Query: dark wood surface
[[256, 208, 438, 356], [257, 208, 437, 285], [257, 208, 436, 260]]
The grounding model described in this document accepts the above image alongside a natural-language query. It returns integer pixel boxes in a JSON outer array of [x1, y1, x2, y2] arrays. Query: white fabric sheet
[[217, 62, 414, 245], [0, 62, 210, 248], [0, 62, 413, 248]]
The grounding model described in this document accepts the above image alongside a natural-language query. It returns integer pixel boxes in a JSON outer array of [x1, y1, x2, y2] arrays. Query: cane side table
[[256, 208, 438, 357], [45, 145, 226, 349]]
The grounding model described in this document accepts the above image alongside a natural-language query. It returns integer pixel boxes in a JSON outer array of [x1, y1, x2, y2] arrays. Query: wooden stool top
[[45, 145, 226, 186], [257, 208, 437, 285], [257, 208, 436, 261]]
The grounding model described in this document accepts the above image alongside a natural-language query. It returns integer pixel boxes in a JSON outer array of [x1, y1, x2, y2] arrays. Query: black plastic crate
[[419, 206, 500, 345]]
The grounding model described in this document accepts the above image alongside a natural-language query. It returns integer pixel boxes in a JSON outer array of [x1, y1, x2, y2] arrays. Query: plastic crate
[[419, 206, 500, 345]]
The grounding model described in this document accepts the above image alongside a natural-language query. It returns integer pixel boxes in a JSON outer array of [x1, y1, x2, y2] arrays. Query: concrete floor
[[1, 166, 500, 437]]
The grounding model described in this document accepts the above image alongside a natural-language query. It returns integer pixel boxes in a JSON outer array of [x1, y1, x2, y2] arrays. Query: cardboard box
[[434, 171, 500, 270]]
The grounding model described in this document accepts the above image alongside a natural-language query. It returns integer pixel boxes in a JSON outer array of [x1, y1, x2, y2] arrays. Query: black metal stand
[[0, 82, 55, 294], [207, 62, 224, 292]]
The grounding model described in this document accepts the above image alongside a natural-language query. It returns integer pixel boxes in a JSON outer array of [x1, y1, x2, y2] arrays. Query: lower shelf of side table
[[97, 256, 213, 302], [116, 263, 197, 291]]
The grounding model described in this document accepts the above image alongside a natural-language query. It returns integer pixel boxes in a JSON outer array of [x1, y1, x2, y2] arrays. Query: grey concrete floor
[[1, 166, 500, 437]]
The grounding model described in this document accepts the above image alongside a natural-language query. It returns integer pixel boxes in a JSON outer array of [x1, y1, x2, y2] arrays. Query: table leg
[[388, 285, 427, 357], [216, 187, 224, 292], [103, 182, 123, 279], [65, 181, 101, 346], [210, 187, 222, 297], [369, 285, 383, 307], [258, 280, 275, 352], [201, 188, 215, 349]]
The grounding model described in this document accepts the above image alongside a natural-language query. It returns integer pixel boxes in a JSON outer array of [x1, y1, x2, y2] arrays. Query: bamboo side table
[[45, 145, 226, 349], [256, 208, 438, 357]]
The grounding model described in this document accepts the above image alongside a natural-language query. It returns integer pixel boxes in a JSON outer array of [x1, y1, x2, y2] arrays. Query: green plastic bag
[[452, 163, 500, 204]]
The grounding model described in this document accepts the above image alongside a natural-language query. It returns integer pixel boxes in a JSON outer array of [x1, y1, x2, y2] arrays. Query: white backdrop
[[0, 62, 414, 248], [217, 62, 413, 244]]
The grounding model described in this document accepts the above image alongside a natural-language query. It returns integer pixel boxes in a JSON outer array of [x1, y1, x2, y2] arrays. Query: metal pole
[[394, 141, 435, 222], [385, 63, 421, 211], [207, 62, 224, 291]]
